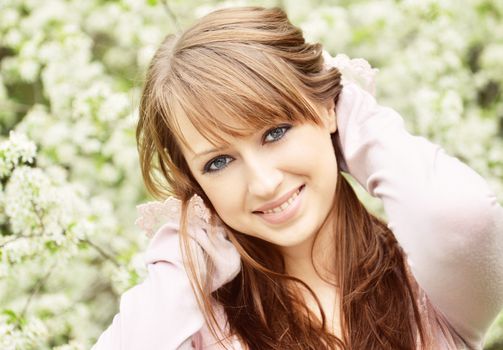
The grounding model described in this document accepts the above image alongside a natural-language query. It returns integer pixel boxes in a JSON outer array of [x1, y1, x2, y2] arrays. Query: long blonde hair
[[137, 6, 426, 349]]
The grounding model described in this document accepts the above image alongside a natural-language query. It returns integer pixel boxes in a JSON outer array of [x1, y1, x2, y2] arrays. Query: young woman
[[92, 6, 503, 350]]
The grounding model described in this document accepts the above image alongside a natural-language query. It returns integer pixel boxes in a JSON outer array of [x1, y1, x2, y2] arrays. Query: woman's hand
[[137, 194, 242, 293], [191, 222, 242, 292]]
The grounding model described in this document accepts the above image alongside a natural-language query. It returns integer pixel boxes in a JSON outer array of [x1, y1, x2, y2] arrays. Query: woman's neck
[[280, 209, 338, 288]]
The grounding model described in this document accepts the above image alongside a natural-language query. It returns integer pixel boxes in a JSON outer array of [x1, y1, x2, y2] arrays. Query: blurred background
[[0, 0, 502, 349]]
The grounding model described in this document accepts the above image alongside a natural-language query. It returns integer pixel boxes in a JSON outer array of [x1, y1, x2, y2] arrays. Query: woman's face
[[178, 105, 338, 249]]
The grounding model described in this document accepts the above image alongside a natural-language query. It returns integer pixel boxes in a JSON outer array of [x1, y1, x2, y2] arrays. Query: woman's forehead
[[173, 111, 251, 158]]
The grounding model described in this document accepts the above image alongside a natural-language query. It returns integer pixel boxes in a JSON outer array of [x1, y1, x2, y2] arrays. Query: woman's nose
[[245, 158, 283, 198]]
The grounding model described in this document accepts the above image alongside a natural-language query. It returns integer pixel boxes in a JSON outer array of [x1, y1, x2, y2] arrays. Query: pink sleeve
[[336, 82, 503, 346], [91, 222, 204, 350]]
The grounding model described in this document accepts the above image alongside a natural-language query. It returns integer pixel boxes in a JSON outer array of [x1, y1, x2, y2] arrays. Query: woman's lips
[[254, 185, 305, 225], [253, 185, 304, 212]]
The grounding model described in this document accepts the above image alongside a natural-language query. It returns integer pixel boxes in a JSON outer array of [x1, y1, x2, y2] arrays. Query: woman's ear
[[322, 99, 337, 133]]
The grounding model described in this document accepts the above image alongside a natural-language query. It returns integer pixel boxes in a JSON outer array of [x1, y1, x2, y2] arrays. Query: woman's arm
[[335, 82, 503, 346], [91, 223, 204, 350], [91, 196, 241, 350]]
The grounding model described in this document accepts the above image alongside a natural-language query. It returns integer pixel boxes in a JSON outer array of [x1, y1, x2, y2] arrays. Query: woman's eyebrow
[[192, 145, 228, 160]]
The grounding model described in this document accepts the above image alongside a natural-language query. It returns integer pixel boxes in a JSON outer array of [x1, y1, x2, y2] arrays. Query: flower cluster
[[0, 131, 36, 178]]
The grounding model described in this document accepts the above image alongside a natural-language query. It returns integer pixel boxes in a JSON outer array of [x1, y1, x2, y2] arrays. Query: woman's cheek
[[203, 176, 245, 229]]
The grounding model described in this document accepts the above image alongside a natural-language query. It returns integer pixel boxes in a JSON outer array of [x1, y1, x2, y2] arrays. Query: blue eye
[[263, 125, 291, 143], [204, 155, 233, 173], [201, 124, 292, 175]]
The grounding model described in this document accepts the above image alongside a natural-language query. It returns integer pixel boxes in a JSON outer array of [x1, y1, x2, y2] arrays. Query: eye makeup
[[201, 123, 293, 175]]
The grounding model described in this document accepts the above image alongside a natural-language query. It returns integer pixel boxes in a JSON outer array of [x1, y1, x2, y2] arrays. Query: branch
[[0, 234, 39, 248], [81, 237, 120, 267], [160, 0, 181, 31], [20, 259, 57, 319]]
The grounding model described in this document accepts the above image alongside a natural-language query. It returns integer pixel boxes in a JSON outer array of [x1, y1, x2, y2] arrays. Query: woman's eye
[[263, 125, 292, 143], [202, 125, 291, 174], [204, 155, 233, 173]]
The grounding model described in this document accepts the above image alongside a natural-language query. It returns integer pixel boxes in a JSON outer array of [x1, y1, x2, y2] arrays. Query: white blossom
[[0, 131, 37, 178]]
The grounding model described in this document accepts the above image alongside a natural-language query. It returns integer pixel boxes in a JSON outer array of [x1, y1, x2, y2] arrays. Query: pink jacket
[[91, 79, 503, 349]]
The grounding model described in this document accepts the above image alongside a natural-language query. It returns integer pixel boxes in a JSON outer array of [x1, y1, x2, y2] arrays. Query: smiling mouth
[[253, 185, 305, 214]]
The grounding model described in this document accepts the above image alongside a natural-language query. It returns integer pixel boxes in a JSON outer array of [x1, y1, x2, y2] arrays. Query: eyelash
[[202, 124, 292, 174]]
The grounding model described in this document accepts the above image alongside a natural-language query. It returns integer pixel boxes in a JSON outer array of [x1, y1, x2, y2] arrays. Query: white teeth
[[263, 188, 300, 214]]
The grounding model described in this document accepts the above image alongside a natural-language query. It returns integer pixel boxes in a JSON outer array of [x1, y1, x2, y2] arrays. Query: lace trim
[[134, 194, 224, 238], [322, 51, 379, 96]]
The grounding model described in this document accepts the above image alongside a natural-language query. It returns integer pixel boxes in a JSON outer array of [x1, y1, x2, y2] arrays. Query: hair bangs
[[164, 43, 323, 148]]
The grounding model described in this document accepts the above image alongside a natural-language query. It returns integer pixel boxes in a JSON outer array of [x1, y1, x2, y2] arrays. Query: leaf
[[2, 309, 26, 327]]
